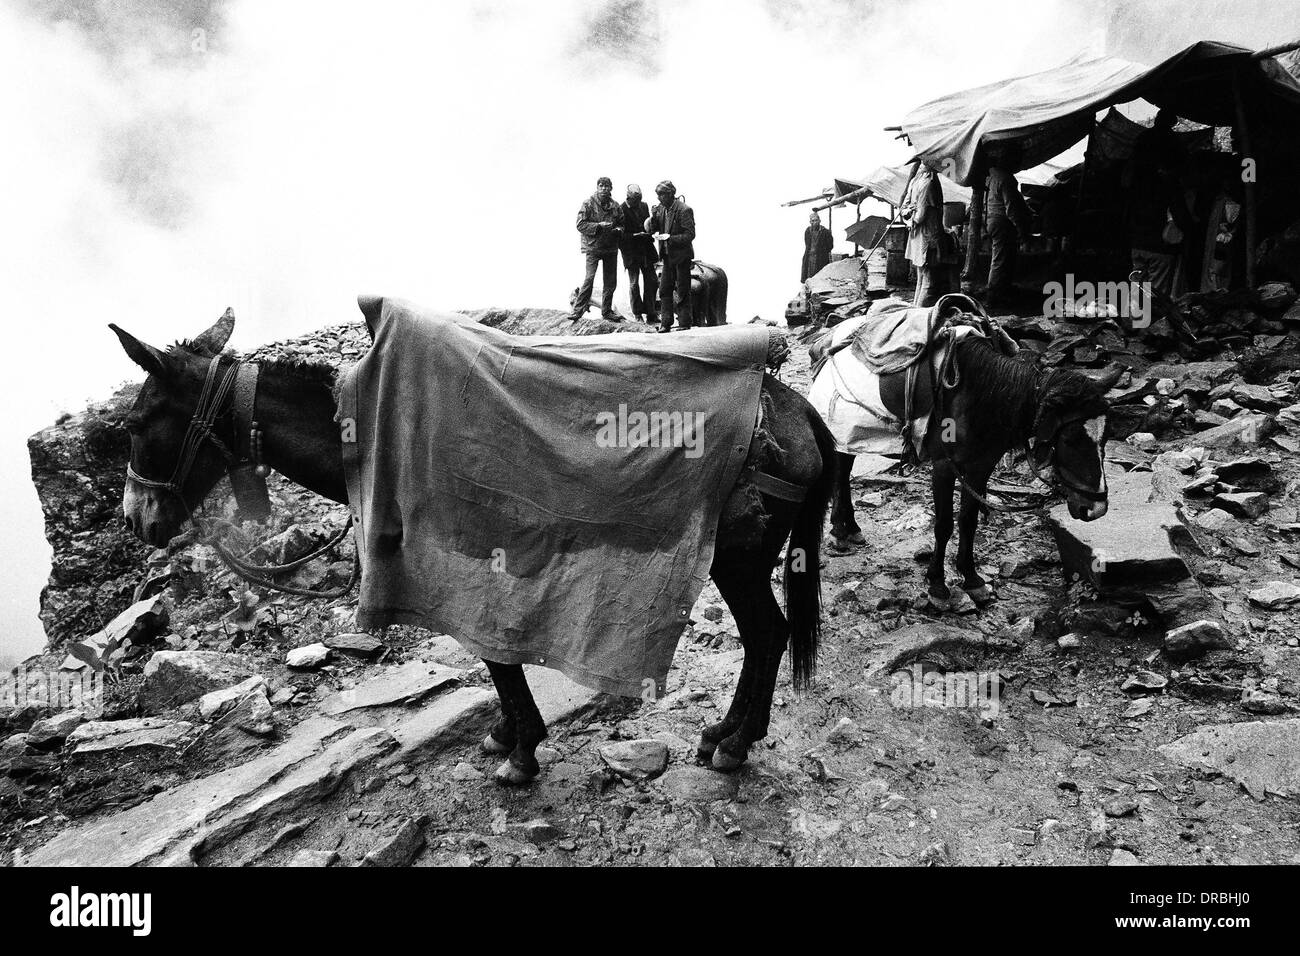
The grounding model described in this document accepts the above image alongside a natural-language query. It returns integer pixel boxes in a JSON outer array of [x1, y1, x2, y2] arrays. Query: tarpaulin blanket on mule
[[337, 297, 769, 698], [808, 301, 981, 457]]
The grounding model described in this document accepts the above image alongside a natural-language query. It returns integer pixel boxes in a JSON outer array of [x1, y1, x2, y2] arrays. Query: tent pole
[[963, 168, 986, 289], [1232, 70, 1258, 289]]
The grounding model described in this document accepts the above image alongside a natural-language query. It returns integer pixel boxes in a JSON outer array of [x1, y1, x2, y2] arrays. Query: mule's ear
[[190, 307, 236, 354], [110, 324, 169, 378]]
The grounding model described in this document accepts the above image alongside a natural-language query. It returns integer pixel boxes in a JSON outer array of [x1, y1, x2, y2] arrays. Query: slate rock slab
[[1159, 719, 1300, 800]]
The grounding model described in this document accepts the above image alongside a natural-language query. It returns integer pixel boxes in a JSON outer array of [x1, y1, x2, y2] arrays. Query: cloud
[[2, 0, 1102, 664]]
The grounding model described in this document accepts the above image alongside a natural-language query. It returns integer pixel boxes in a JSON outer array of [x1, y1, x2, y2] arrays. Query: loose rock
[[598, 739, 669, 780]]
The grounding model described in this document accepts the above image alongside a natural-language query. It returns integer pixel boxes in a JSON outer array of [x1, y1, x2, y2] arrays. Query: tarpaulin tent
[[898, 39, 1300, 285], [899, 40, 1300, 186], [833, 164, 971, 207]]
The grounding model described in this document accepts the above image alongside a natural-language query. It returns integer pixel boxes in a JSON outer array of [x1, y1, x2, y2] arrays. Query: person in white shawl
[[900, 163, 952, 307]]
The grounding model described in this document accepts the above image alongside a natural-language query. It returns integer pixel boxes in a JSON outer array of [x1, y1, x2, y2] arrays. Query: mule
[[825, 331, 1117, 608], [111, 311, 835, 783]]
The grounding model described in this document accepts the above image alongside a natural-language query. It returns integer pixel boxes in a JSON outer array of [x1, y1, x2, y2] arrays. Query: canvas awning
[[833, 163, 972, 207], [899, 40, 1300, 185]]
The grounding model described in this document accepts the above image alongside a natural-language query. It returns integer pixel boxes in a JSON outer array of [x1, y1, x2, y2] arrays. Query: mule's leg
[[713, 559, 786, 771], [698, 554, 761, 760], [481, 658, 517, 756], [483, 661, 546, 785], [954, 466, 995, 605], [828, 452, 863, 550], [926, 459, 957, 606]]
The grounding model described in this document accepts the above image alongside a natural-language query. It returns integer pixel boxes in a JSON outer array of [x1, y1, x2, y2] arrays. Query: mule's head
[[111, 311, 237, 547], [1033, 368, 1119, 522]]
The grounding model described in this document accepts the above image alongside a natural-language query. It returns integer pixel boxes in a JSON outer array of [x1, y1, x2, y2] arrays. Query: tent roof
[[900, 40, 1300, 185], [834, 163, 972, 207]]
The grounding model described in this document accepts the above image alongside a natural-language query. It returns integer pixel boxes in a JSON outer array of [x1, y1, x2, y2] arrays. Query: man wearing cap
[[569, 176, 624, 321], [648, 180, 695, 332], [619, 184, 658, 323]]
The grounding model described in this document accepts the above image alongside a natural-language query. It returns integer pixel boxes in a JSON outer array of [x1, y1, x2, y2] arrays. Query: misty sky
[[0, 0, 1114, 666]]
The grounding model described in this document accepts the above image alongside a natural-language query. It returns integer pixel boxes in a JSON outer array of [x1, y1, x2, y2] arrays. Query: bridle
[[126, 353, 246, 501], [1025, 402, 1110, 504], [125, 352, 356, 599]]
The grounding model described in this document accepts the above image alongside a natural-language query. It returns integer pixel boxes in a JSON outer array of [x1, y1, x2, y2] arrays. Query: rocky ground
[[4, 291, 1300, 867]]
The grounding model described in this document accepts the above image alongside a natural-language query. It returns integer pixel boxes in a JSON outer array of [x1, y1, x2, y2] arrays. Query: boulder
[[659, 766, 740, 801], [198, 676, 269, 720], [1194, 508, 1237, 533], [1211, 492, 1269, 519], [1164, 620, 1232, 661], [286, 644, 331, 670], [323, 632, 385, 660], [25, 710, 85, 750], [1185, 414, 1274, 449], [1230, 383, 1287, 413], [361, 818, 425, 867], [598, 739, 669, 780], [139, 651, 256, 714], [1248, 581, 1300, 610]]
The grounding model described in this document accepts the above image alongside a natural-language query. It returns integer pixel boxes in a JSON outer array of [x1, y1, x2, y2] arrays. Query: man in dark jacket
[[648, 180, 695, 332], [801, 211, 833, 282], [569, 176, 624, 321], [619, 184, 658, 323]]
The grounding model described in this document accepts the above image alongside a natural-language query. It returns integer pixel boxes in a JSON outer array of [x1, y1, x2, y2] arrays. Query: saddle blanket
[[337, 297, 770, 697], [808, 317, 980, 457]]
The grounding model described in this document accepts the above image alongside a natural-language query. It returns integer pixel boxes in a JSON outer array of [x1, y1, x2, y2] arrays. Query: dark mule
[[827, 332, 1116, 608], [111, 311, 835, 783]]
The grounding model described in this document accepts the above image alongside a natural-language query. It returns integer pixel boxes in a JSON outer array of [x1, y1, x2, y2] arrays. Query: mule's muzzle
[[1066, 493, 1108, 522], [123, 480, 187, 547]]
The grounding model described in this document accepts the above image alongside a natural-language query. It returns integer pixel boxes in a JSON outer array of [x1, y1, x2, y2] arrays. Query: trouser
[[1132, 248, 1177, 297], [986, 215, 1018, 302], [574, 250, 618, 317], [913, 263, 954, 308], [625, 259, 658, 319], [659, 257, 693, 330]]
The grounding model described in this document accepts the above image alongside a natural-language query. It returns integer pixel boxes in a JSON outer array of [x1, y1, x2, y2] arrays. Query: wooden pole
[[1232, 70, 1258, 289], [963, 166, 986, 287], [1251, 39, 1300, 60]]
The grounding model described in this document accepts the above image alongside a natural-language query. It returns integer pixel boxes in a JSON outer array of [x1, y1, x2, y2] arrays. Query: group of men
[[568, 177, 697, 332]]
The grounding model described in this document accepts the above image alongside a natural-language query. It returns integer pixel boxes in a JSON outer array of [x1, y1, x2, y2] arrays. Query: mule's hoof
[[696, 736, 719, 760], [481, 734, 512, 755], [827, 536, 856, 554], [926, 593, 950, 611], [846, 531, 867, 546], [494, 759, 538, 786], [964, 585, 996, 606], [711, 747, 746, 772]]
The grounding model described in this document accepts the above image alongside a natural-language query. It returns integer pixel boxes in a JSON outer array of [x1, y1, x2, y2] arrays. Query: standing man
[[648, 180, 695, 332], [569, 176, 624, 321], [983, 151, 1032, 309], [900, 163, 951, 307], [619, 184, 658, 323], [801, 211, 834, 282]]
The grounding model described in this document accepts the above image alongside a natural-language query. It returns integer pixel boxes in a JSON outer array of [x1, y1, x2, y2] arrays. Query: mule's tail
[[784, 408, 837, 690]]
